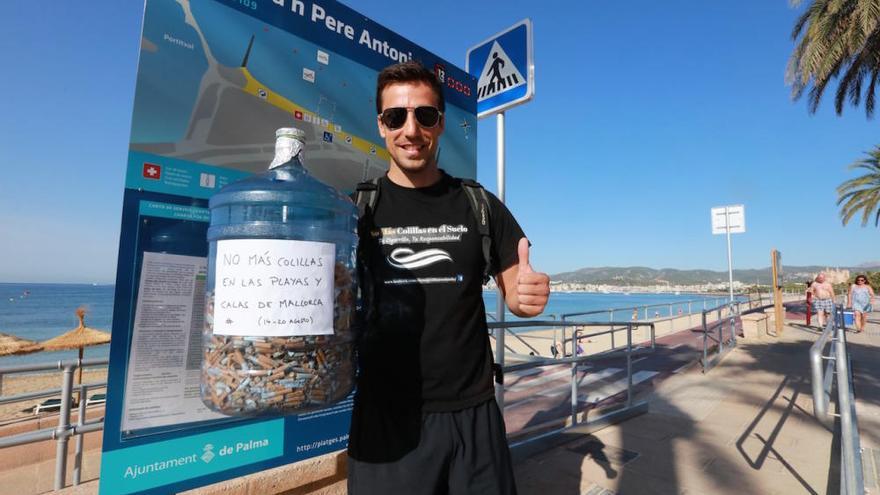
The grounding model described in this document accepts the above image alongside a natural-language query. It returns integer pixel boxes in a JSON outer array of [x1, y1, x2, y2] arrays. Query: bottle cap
[[270, 127, 306, 169], [276, 127, 306, 140]]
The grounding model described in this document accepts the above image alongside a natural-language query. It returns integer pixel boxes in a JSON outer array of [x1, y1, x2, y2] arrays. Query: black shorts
[[347, 399, 517, 495]]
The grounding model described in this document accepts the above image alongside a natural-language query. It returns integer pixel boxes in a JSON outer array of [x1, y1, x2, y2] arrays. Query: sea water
[[0, 283, 114, 367], [0, 283, 731, 367], [482, 290, 736, 325]]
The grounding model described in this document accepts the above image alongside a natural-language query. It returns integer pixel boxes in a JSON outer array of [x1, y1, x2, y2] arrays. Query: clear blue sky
[[1, 1, 877, 284]]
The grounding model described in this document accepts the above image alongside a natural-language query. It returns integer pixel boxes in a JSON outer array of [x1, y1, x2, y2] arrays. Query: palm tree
[[837, 146, 880, 226], [787, 0, 880, 117]]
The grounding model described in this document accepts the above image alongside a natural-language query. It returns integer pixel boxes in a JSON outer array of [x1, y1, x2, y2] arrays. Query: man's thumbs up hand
[[518, 237, 533, 274], [516, 238, 550, 317]]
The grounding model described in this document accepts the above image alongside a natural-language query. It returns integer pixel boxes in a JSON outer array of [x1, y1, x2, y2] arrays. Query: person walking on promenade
[[847, 274, 875, 332], [347, 61, 550, 495], [810, 272, 835, 327]]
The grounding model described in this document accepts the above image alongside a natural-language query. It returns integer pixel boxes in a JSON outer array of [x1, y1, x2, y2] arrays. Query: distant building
[[819, 268, 850, 284]]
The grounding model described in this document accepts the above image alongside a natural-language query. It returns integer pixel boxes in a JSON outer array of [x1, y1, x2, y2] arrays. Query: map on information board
[[128, 0, 477, 196]]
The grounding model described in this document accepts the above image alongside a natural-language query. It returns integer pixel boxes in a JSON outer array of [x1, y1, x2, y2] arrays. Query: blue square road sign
[[466, 19, 534, 118]]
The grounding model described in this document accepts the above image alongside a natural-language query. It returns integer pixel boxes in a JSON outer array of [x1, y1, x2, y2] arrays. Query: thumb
[[518, 237, 533, 274]]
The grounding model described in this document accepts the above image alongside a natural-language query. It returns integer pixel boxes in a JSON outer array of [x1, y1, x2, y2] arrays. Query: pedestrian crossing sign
[[466, 19, 534, 118]]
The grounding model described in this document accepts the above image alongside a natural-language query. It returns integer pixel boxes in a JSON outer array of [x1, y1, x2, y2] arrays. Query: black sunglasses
[[379, 106, 442, 130]]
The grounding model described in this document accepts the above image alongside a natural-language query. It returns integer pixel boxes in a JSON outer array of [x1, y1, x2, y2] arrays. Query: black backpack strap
[[492, 362, 504, 385], [355, 177, 381, 333], [461, 178, 493, 285], [462, 179, 502, 382], [355, 177, 381, 219]]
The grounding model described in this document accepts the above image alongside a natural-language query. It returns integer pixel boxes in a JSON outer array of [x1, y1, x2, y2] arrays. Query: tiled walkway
[[512, 315, 880, 494]]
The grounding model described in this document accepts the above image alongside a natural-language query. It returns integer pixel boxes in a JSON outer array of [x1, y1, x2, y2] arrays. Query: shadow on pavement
[[513, 322, 880, 494]]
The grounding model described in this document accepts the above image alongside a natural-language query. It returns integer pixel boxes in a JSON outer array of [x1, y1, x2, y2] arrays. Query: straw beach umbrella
[[0, 332, 41, 357], [39, 307, 111, 400], [0, 333, 42, 395]]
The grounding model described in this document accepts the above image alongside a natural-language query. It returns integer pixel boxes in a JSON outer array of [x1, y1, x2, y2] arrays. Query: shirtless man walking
[[810, 272, 835, 327]]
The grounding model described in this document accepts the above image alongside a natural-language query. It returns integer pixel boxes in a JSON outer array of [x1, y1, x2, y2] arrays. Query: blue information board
[[466, 19, 534, 118], [101, 1, 477, 493]]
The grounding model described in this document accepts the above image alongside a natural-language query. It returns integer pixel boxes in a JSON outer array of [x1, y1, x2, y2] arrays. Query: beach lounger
[[33, 398, 63, 415]]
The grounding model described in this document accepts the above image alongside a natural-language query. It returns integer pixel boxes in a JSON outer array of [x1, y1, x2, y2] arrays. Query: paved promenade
[[8, 302, 877, 494], [512, 315, 880, 495]]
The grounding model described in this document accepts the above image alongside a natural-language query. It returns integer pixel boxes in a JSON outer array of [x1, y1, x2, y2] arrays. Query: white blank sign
[[711, 205, 745, 235]]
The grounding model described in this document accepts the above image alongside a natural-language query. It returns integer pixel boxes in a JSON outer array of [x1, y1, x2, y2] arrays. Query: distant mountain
[[550, 265, 880, 286]]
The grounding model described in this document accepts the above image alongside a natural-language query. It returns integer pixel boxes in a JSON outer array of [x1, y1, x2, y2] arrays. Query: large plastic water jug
[[201, 127, 358, 415]]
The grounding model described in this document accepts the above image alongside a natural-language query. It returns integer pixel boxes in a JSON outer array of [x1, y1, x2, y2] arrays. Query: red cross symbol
[[142, 163, 162, 180]]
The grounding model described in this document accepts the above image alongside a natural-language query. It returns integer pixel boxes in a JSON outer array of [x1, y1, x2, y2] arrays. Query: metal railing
[[553, 296, 735, 324], [488, 294, 793, 370], [487, 319, 654, 458], [0, 359, 107, 490], [700, 302, 739, 373], [493, 294, 787, 352], [698, 299, 783, 373], [809, 306, 864, 494], [488, 294, 759, 326]]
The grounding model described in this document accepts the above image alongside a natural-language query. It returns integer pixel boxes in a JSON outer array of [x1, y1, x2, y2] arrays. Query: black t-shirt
[[348, 171, 524, 461]]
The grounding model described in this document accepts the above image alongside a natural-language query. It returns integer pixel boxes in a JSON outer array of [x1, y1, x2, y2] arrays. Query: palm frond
[[788, 0, 880, 117], [866, 68, 878, 116], [857, 0, 880, 33], [837, 57, 866, 111], [792, 7, 815, 40], [837, 146, 880, 226]]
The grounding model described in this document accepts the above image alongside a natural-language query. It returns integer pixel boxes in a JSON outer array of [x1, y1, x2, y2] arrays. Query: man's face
[[817, 274, 825, 283], [377, 81, 444, 175]]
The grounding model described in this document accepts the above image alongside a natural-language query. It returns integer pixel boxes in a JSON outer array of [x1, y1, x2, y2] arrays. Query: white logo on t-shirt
[[387, 247, 453, 270]]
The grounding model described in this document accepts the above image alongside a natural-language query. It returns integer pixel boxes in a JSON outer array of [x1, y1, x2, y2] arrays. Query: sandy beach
[[0, 368, 108, 423], [489, 308, 742, 361]]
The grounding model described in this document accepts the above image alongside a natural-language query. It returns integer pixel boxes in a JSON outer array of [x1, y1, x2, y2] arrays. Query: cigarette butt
[[257, 354, 275, 369]]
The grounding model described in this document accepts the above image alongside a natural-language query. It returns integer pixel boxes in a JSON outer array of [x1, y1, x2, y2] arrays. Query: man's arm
[[496, 238, 550, 318]]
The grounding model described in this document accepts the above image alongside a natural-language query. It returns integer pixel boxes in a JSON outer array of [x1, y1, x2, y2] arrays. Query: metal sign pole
[[495, 111, 506, 409], [725, 207, 734, 305], [725, 207, 738, 345], [466, 19, 533, 412]]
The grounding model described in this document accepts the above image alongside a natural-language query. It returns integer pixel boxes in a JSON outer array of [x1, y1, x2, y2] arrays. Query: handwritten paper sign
[[212, 239, 335, 337]]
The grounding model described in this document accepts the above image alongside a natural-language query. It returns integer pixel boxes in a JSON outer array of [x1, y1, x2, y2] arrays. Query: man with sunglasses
[[347, 61, 550, 495]]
